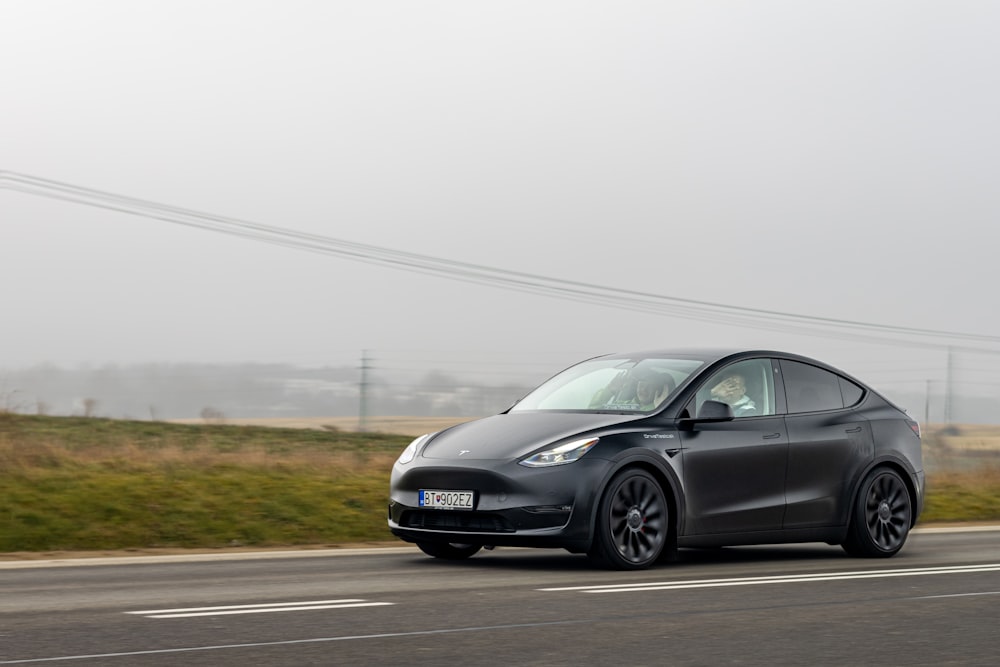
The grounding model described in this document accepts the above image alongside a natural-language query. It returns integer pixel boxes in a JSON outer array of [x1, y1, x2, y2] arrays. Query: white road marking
[[127, 599, 394, 618], [539, 563, 1000, 594], [0, 620, 587, 664], [912, 525, 1000, 533], [912, 591, 1000, 600]]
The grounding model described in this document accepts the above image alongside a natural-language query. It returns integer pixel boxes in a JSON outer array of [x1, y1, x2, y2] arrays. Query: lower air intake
[[402, 511, 514, 533]]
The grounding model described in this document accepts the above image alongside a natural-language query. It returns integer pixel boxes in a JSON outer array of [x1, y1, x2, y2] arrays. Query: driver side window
[[695, 359, 776, 418]]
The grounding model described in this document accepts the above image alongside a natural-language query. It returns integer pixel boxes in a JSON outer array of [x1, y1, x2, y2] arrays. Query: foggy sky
[[2, 1, 999, 402]]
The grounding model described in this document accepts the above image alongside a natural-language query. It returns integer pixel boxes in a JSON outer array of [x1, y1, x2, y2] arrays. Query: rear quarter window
[[780, 360, 845, 413], [839, 377, 865, 407]]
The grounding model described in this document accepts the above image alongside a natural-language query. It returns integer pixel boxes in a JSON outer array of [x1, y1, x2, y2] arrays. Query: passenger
[[709, 372, 758, 416]]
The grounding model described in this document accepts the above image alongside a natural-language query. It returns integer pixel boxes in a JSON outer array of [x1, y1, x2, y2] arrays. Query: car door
[[778, 359, 875, 529], [679, 358, 788, 535]]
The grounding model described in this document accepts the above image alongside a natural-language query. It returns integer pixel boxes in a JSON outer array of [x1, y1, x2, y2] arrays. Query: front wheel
[[589, 468, 669, 570], [842, 467, 912, 558], [416, 542, 482, 560]]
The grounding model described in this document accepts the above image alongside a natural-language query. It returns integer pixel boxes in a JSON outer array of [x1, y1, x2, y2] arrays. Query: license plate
[[419, 489, 474, 510]]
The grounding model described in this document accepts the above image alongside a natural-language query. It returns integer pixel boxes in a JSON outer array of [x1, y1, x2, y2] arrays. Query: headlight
[[519, 437, 599, 467], [396, 434, 430, 466]]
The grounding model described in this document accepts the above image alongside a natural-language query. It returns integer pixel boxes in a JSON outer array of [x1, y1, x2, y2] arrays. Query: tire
[[415, 541, 482, 560], [842, 467, 912, 558], [589, 468, 669, 570]]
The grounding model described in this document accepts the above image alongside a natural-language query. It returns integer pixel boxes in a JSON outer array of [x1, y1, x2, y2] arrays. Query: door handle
[[762, 433, 782, 440], [845, 426, 863, 434]]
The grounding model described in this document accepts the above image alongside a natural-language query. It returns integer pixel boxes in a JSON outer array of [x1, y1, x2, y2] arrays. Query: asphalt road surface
[[2, 527, 999, 666]]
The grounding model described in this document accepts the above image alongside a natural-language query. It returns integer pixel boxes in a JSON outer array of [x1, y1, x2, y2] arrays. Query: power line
[[4, 169, 999, 351]]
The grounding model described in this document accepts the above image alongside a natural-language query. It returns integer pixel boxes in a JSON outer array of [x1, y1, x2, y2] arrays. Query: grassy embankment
[[921, 423, 1000, 522], [0, 414, 409, 552], [1, 414, 998, 553]]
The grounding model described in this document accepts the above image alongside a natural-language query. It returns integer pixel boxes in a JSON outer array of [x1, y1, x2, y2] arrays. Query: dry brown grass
[[169, 415, 474, 436], [0, 432, 394, 474]]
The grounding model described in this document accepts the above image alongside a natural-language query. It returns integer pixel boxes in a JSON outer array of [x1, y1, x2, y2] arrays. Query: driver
[[592, 367, 674, 410]]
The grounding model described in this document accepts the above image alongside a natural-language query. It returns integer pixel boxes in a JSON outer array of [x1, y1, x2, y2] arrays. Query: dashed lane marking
[[126, 599, 394, 618], [539, 563, 1000, 594]]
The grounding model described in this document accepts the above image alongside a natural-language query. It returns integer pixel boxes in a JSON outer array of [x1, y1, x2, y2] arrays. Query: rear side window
[[780, 360, 844, 413]]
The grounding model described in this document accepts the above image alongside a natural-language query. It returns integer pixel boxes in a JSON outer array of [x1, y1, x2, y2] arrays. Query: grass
[[921, 467, 1000, 522], [0, 413, 409, 552], [1, 414, 998, 553]]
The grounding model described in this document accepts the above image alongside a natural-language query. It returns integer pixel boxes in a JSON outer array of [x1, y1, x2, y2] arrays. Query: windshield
[[510, 356, 705, 413]]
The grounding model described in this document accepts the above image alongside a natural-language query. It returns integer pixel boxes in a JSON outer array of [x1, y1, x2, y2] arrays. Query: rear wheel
[[842, 467, 912, 558], [589, 468, 669, 570], [416, 542, 482, 560]]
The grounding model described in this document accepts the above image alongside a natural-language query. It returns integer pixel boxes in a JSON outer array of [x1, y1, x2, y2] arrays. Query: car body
[[388, 349, 924, 569]]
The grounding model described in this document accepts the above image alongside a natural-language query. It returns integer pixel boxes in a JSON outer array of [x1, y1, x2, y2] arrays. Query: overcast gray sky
[[2, 1, 999, 395]]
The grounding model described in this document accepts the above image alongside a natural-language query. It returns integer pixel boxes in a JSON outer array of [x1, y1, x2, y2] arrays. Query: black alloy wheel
[[416, 542, 482, 560], [590, 468, 668, 570], [843, 467, 912, 557]]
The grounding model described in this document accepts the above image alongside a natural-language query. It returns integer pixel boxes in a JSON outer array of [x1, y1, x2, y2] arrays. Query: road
[[2, 527, 999, 666]]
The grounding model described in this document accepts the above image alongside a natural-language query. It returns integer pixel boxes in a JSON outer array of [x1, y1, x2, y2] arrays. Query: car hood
[[419, 411, 642, 461]]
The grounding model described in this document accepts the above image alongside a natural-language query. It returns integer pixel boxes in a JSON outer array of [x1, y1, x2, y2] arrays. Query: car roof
[[594, 348, 855, 376], [595, 347, 792, 362]]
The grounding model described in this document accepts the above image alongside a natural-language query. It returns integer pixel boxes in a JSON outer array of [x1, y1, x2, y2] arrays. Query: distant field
[[925, 424, 1000, 450], [170, 416, 473, 436], [172, 417, 1000, 462], [171, 416, 1000, 444], [922, 423, 1000, 473]]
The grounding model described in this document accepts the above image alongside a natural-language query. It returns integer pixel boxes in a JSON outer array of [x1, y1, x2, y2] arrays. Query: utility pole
[[924, 379, 931, 428], [943, 346, 953, 425], [359, 350, 372, 433]]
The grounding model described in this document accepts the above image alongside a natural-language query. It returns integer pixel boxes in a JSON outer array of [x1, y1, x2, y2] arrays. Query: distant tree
[[200, 406, 226, 424], [82, 398, 99, 418], [0, 381, 25, 414]]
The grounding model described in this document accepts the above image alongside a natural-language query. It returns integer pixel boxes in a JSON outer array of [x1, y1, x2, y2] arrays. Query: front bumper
[[387, 456, 612, 551]]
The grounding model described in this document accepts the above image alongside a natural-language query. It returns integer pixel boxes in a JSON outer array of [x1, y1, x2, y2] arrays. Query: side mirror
[[696, 400, 735, 421]]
